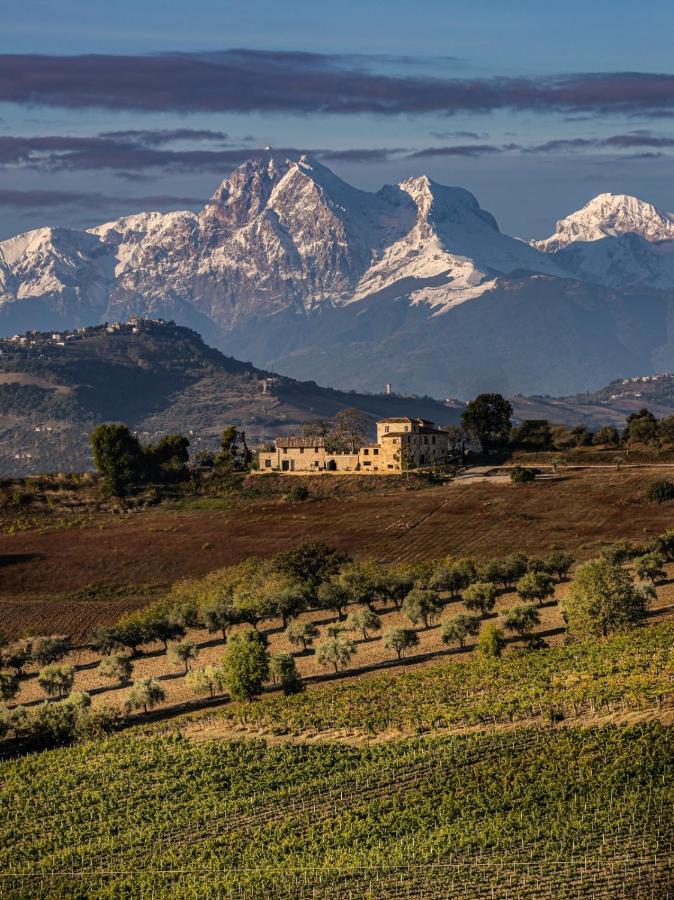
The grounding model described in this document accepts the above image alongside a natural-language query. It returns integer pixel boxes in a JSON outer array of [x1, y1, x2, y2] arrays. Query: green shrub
[[286, 484, 310, 502], [647, 479, 674, 503], [510, 466, 536, 484]]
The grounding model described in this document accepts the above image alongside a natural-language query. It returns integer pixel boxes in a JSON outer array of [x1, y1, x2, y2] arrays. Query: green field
[[176, 622, 674, 737], [1, 724, 672, 898], [2, 620, 673, 898]]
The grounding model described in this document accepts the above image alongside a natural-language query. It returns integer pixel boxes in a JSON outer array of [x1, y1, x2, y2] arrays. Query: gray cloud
[[0, 188, 205, 210], [98, 128, 229, 146], [3, 50, 674, 116], [430, 130, 490, 140], [407, 144, 507, 159], [0, 133, 408, 173], [528, 133, 674, 153]]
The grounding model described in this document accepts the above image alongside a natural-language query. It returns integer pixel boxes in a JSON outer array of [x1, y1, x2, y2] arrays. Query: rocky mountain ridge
[[3, 155, 674, 397]]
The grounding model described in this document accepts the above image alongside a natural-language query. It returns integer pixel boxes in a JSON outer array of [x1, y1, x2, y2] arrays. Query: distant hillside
[[0, 319, 460, 476], [512, 373, 674, 428]]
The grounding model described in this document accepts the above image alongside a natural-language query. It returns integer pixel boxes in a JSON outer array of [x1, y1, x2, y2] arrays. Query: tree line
[[90, 423, 250, 496]]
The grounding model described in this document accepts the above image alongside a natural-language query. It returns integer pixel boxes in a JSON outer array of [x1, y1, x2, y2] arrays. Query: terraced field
[[1, 724, 671, 897]]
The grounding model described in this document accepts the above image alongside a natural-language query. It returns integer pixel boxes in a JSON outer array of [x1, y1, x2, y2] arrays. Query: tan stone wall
[[258, 447, 359, 472]]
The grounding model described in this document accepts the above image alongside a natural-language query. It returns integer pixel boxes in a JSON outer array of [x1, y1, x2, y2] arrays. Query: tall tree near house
[[144, 434, 190, 483], [90, 423, 145, 495], [331, 407, 373, 452], [461, 393, 513, 453], [302, 419, 330, 439]]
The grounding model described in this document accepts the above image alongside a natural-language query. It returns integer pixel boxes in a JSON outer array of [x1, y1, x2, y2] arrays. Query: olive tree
[[145, 618, 185, 651], [501, 604, 540, 638], [285, 620, 319, 652], [315, 635, 357, 673], [317, 580, 351, 620], [98, 652, 134, 686], [37, 664, 76, 699], [269, 653, 303, 695], [477, 624, 506, 659], [462, 582, 497, 617], [431, 558, 476, 598], [167, 640, 199, 674], [563, 558, 650, 638], [125, 678, 165, 714], [440, 614, 481, 649], [382, 627, 419, 659], [541, 551, 574, 582], [199, 594, 237, 643], [0, 671, 19, 702], [185, 665, 226, 699], [346, 606, 382, 640], [402, 589, 442, 629], [0, 641, 31, 675], [516, 571, 556, 607], [633, 552, 667, 584], [31, 635, 71, 666]]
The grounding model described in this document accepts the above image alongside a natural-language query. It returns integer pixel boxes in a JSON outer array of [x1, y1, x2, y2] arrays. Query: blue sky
[[2, 0, 674, 238]]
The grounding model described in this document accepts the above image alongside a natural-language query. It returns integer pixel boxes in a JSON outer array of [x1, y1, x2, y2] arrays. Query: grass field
[[2, 467, 674, 641]]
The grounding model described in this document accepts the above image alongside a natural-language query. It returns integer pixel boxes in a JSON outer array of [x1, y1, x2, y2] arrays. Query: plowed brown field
[[1, 467, 673, 641]]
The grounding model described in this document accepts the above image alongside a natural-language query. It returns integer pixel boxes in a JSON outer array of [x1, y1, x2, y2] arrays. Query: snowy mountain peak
[[535, 192, 674, 252], [398, 177, 500, 232]]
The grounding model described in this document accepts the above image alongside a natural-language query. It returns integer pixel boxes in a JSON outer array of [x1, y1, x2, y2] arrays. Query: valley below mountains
[[2, 153, 674, 397]]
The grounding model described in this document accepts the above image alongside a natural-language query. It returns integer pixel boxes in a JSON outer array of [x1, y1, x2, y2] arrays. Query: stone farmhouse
[[258, 417, 452, 474]]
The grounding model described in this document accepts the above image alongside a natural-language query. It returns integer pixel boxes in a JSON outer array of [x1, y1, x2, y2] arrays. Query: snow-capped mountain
[[0, 154, 562, 332], [534, 193, 674, 252], [534, 192, 674, 290], [1, 156, 674, 398]]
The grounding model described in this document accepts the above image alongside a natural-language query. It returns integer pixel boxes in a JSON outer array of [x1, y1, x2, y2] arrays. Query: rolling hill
[[0, 318, 460, 475]]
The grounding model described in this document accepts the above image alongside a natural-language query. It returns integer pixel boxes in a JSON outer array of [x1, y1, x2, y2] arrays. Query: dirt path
[[182, 702, 674, 747]]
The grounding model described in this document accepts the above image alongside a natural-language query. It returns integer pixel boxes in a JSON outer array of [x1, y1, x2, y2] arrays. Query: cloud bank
[[3, 50, 674, 116]]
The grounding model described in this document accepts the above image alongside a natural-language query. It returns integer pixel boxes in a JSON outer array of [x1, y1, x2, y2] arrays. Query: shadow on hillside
[[0, 553, 43, 567]]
